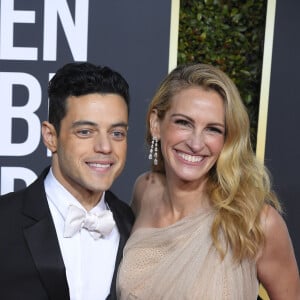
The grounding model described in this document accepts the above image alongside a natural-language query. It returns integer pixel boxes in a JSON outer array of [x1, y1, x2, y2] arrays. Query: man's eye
[[76, 129, 92, 136], [112, 130, 127, 140]]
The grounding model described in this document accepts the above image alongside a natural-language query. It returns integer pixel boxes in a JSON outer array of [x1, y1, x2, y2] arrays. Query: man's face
[[44, 93, 128, 203]]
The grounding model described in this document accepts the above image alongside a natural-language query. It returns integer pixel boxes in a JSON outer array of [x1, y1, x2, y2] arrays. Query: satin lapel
[[22, 168, 69, 300], [105, 191, 135, 300], [107, 233, 126, 300]]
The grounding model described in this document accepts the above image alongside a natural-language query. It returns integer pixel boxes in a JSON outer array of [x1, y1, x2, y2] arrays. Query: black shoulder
[[105, 190, 135, 230]]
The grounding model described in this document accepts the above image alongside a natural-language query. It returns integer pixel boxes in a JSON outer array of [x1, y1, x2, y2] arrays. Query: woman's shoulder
[[134, 171, 165, 188], [131, 171, 166, 215], [259, 204, 284, 233], [258, 204, 289, 249], [257, 204, 300, 298]]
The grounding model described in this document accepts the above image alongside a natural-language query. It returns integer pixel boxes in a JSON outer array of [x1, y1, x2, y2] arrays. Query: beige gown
[[117, 208, 259, 300]]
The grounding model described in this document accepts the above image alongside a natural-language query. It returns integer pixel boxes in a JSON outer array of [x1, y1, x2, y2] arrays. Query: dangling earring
[[148, 136, 158, 166]]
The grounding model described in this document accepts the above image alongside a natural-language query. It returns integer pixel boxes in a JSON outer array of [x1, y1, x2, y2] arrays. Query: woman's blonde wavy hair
[[146, 63, 281, 262]]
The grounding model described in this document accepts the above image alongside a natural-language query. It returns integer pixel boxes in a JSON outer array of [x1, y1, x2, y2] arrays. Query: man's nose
[[94, 133, 112, 153]]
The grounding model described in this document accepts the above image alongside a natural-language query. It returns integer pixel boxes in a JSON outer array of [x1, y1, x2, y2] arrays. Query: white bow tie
[[64, 205, 116, 240]]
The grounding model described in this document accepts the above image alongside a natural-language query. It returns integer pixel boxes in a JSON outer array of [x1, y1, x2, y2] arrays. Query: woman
[[117, 63, 300, 299]]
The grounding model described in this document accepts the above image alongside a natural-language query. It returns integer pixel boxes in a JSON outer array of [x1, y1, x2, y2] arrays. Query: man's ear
[[149, 109, 160, 139], [42, 121, 58, 153]]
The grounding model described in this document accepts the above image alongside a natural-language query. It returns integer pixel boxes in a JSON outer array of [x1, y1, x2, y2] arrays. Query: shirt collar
[[44, 168, 106, 220]]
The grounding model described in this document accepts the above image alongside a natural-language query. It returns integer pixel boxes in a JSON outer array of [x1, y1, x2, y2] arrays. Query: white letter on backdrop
[[0, 72, 41, 156], [43, 0, 89, 61], [1, 167, 37, 195], [0, 0, 37, 60]]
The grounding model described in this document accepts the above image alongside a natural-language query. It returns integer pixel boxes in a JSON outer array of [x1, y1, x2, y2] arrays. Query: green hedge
[[178, 0, 267, 149]]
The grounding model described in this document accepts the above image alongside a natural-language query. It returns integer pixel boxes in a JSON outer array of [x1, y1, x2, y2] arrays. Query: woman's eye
[[175, 119, 190, 126], [207, 127, 224, 134]]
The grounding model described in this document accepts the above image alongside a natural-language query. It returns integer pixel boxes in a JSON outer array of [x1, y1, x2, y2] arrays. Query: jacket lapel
[[22, 168, 70, 300], [105, 190, 135, 300]]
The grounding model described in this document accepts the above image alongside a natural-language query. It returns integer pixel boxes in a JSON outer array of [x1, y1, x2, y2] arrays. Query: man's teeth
[[178, 152, 203, 163], [88, 163, 110, 168]]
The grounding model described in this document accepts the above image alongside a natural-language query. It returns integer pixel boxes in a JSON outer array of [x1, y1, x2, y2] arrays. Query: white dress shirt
[[44, 168, 120, 300]]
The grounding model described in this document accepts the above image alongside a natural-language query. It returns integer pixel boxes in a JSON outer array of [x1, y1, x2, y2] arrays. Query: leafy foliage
[[178, 0, 267, 149]]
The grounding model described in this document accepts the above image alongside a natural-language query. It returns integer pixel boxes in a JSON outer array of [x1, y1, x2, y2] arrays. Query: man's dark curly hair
[[48, 62, 130, 134]]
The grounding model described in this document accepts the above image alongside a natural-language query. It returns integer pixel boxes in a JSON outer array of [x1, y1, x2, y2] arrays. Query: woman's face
[[152, 86, 225, 184]]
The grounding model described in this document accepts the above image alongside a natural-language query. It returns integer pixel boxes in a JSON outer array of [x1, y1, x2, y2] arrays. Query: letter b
[[0, 72, 41, 156], [0, 167, 37, 195]]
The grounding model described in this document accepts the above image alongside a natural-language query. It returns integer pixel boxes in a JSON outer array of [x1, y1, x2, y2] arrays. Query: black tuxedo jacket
[[0, 167, 134, 300]]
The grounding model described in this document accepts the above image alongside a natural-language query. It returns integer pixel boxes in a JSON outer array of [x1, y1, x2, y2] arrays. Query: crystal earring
[[148, 136, 158, 166]]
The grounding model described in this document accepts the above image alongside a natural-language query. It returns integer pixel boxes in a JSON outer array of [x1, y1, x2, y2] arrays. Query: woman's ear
[[41, 121, 58, 153], [149, 109, 160, 139]]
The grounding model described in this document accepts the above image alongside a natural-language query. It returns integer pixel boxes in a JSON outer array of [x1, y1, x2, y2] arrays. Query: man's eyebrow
[[111, 122, 128, 128], [72, 120, 97, 128], [71, 120, 128, 128]]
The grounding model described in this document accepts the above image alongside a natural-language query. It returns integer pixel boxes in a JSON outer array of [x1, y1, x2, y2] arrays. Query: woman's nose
[[186, 131, 205, 152]]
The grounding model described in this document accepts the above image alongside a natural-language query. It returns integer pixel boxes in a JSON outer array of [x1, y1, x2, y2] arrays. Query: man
[[0, 62, 134, 300]]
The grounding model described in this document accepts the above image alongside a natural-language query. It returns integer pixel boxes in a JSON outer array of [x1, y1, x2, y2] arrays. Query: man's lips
[[86, 162, 113, 169]]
